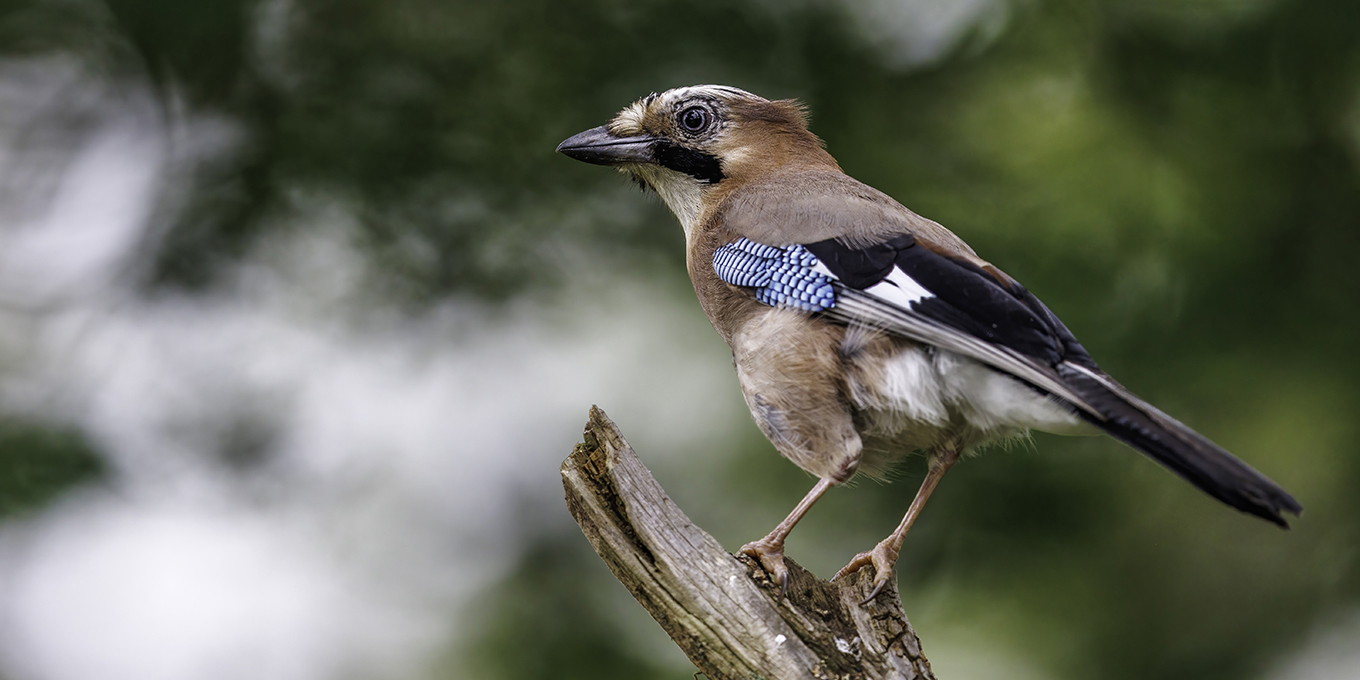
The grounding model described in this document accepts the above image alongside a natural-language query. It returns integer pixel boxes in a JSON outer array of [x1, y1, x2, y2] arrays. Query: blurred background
[[0, 0, 1356, 678]]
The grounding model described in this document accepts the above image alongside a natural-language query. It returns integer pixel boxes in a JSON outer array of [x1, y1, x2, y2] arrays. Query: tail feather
[[1058, 362, 1303, 527]]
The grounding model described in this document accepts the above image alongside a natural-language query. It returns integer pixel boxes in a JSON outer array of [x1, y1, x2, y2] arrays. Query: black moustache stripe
[[653, 141, 724, 184]]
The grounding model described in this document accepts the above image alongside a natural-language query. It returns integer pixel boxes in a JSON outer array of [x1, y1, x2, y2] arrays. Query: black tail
[[1057, 362, 1302, 527]]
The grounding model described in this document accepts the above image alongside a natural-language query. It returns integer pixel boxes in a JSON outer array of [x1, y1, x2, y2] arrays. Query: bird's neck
[[628, 165, 712, 241]]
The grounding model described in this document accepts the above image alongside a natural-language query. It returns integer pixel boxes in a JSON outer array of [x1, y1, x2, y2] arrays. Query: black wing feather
[[804, 235, 903, 288], [808, 235, 1071, 364], [804, 233, 1302, 527], [894, 244, 1066, 363]]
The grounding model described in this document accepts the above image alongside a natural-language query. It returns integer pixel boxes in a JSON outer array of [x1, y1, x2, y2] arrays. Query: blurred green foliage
[[2, 0, 1359, 678], [0, 421, 102, 518]]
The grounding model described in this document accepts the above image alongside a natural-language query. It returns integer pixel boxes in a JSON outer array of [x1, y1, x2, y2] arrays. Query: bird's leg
[[835, 445, 962, 603], [739, 477, 834, 596]]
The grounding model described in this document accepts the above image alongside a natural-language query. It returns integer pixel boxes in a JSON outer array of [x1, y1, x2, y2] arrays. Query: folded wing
[[712, 232, 1303, 526]]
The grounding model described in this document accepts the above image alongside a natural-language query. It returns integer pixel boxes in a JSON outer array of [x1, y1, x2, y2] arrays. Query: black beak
[[556, 125, 657, 165]]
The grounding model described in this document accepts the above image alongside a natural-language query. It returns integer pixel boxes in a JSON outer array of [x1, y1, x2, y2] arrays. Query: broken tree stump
[[561, 406, 936, 680]]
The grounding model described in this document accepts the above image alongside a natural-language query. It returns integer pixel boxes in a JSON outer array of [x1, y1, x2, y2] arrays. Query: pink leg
[[834, 446, 961, 603], [739, 477, 834, 596]]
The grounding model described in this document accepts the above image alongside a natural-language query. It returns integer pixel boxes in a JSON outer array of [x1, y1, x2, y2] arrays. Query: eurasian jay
[[557, 85, 1301, 601]]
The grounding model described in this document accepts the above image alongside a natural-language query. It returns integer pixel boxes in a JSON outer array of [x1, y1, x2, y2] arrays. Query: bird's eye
[[680, 106, 710, 133]]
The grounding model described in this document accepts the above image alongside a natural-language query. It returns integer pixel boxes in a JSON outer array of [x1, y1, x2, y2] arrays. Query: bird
[[556, 85, 1302, 601]]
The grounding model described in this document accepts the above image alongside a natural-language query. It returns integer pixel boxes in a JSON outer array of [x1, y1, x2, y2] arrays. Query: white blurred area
[[0, 57, 742, 680], [831, 0, 1008, 67], [1268, 611, 1360, 680], [751, 0, 1008, 68]]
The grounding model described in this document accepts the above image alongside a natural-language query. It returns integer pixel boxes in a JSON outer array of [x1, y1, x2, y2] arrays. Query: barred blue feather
[[712, 238, 836, 313]]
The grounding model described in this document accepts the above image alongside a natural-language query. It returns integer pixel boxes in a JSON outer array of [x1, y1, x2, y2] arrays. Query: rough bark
[[561, 406, 936, 680]]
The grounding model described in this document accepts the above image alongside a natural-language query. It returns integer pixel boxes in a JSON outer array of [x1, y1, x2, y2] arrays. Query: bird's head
[[557, 85, 835, 234]]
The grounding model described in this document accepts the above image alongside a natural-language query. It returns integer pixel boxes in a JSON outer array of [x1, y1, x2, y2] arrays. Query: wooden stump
[[562, 406, 937, 680]]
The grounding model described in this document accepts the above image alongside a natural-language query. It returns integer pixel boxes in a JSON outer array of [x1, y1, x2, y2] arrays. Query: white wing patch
[[864, 267, 934, 309], [812, 262, 935, 312]]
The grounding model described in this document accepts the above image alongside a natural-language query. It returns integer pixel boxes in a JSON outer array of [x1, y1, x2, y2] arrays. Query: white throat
[[627, 165, 706, 241]]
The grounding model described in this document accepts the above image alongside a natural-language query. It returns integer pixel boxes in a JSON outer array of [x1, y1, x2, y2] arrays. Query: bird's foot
[[738, 537, 790, 598], [833, 540, 898, 604]]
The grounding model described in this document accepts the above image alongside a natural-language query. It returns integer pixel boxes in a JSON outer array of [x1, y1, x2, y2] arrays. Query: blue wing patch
[[713, 238, 836, 312]]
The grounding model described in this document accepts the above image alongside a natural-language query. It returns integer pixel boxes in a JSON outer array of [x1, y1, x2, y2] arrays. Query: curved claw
[[834, 541, 898, 604], [739, 538, 790, 598], [860, 574, 891, 605]]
